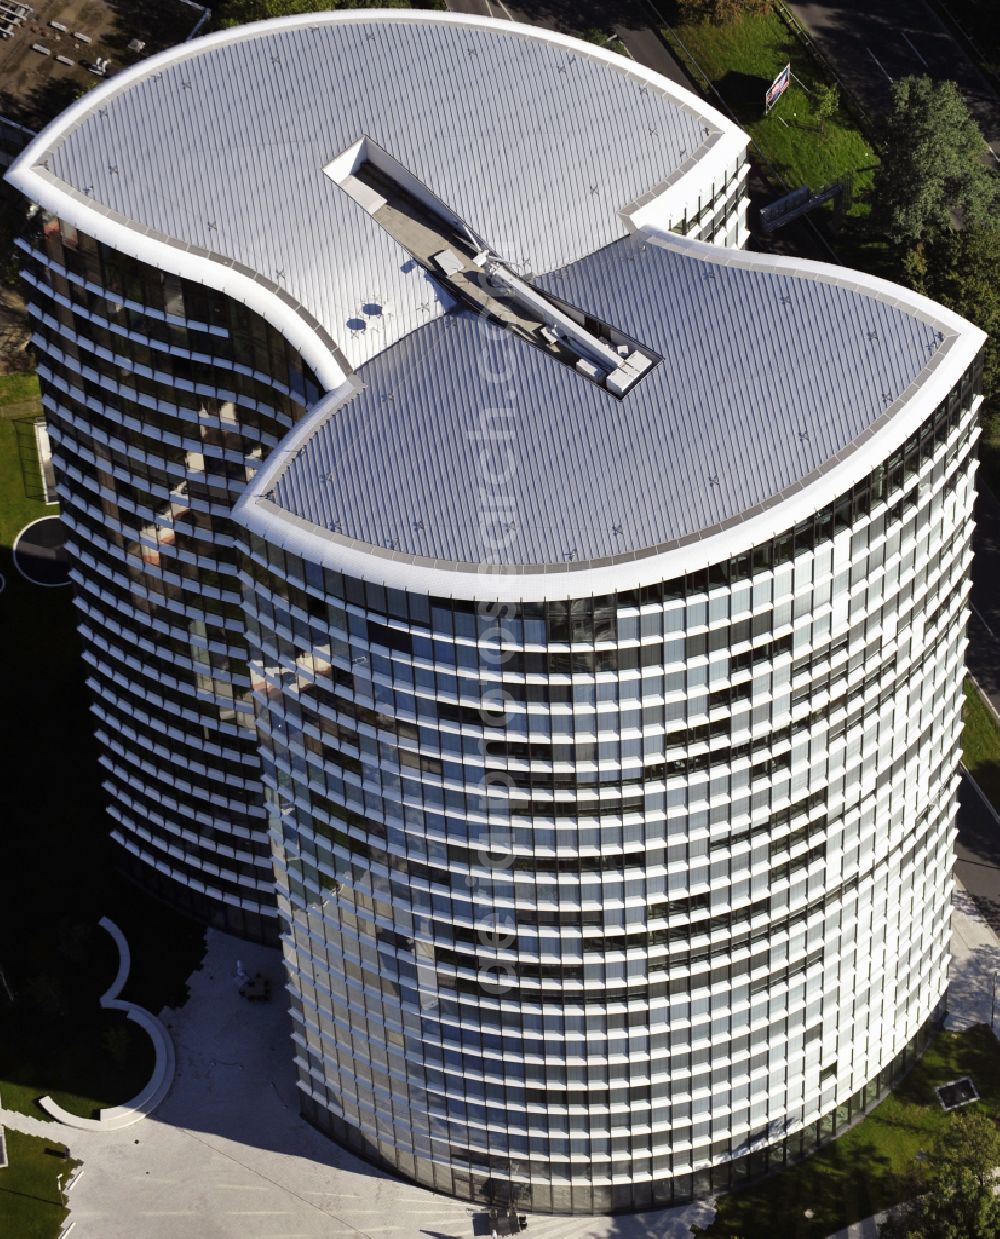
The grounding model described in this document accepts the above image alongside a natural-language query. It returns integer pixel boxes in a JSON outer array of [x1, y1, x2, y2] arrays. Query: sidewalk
[[949, 879, 1000, 1031], [5, 890, 995, 1239]]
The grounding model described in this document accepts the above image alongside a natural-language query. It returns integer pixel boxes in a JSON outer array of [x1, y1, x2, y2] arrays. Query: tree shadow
[[0, 512, 208, 1123], [101, 0, 205, 60], [0, 73, 88, 133], [715, 68, 771, 119], [948, 938, 1000, 1033], [679, 1136, 896, 1239]]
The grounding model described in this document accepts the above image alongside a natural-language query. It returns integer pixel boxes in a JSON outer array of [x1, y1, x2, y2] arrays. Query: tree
[[937, 227, 1000, 402], [873, 76, 1000, 254], [814, 82, 839, 137], [932, 226, 1000, 485], [879, 1109, 1000, 1239], [102, 1023, 131, 1066]]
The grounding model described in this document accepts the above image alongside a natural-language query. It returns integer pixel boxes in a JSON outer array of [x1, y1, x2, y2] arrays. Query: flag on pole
[[765, 64, 791, 112]]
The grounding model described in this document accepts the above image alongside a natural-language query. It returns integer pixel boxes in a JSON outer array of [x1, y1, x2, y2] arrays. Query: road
[[957, 775, 1000, 931], [445, 0, 692, 87], [968, 486, 1000, 716], [787, 0, 1000, 161]]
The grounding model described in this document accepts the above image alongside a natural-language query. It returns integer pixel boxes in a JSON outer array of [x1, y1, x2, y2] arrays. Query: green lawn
[[962, 678, 1000, 813], [0, 1129, 76, 1239], [0, 372, 41, 409], [0, 371, 49, 553], [662, 7, 877, 215], [698, 1025, 1000, 1238]]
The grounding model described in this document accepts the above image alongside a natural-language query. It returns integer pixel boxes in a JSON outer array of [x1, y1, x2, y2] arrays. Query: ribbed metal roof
[[269, 233, 946, 566], [38, 15, 717, 370]]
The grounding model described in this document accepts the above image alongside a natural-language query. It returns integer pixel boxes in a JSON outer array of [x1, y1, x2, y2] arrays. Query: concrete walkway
[[949, 879, 1000, 1031]]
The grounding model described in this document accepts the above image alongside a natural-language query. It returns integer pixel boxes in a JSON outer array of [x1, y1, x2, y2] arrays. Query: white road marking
[[972, 602, 997, 641], [963, 764, 1000, 829], [900, 30, 928, 68], [301, 1190, 362, 1197], [867, 47, 894, 84]]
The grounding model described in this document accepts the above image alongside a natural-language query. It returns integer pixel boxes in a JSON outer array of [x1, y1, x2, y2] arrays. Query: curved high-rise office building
[[8, 10, 985, 1217]]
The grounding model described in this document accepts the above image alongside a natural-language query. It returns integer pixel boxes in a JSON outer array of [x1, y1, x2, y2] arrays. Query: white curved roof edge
[[4, 9, 742, 396], [234, 227, 986, 604]]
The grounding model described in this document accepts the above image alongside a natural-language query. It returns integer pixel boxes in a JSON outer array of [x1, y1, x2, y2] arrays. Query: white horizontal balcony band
[[35, 337, 272, 466], [69, 542, 245, 634], [75, 606, 249, 689], [110, 829, 278, 911], [22, 266, 306, 410], [89, 698, 260, 770], [108, 805, 272, 879], [79, 623, 251, 709], [96, 724, 262, 798], [102, 788, 267, 864], [74, 586, 248, 664], [8, 13, 981, 1194], [261, 407, 970, 1180], [99, 751, 264, 821], [108, 780, 267, 844], [45, 416, 238, 522]]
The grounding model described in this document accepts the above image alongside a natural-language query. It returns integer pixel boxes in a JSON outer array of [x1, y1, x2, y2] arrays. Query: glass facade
[[239, 361, 979, 1212], [19, 220, 321, 941]]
